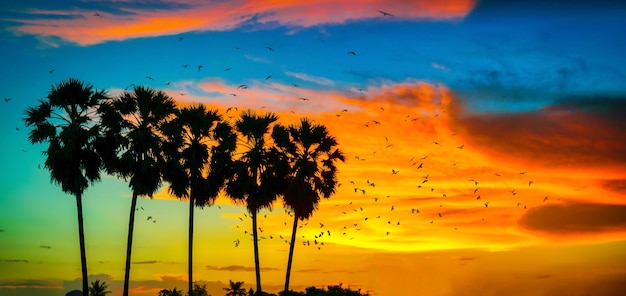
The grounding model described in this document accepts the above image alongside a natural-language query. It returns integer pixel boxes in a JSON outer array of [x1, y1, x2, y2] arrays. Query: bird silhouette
[[198, 65, 203, 71], [346, 51, 356, 55], [3, 98, 11, 103], [378, 10, 394, 16]]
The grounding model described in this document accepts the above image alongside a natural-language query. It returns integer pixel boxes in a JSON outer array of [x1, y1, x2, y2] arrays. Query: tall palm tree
[[98, 86, 177, 296], [223, 280, 247, 296], [225, 110, 289, 294], [272, 118, 345, 296], [89, 280, 111, 296], [161, 105, 236, 295], [24, 78, 107, 295]]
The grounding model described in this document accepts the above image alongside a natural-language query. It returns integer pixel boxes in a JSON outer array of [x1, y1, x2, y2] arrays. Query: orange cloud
[[109, 79, 626, 255], [518, 202, 626, 236], [9, 0, 477, 45], [448, 96, 626, 175]]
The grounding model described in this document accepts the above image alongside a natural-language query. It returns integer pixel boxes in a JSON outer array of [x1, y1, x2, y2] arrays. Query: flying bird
[[4, 98, 11, 103], [346, 51, 356, 55], [178, 37, 184, 41], [378, 10, 394, 16], [265, 75, 272, 80], [237, 84, 248, 89], [198, 65, 203, 71], [266, 46, 274, 51], [145, 76, 154, 80], [49, 69, 55, 74]]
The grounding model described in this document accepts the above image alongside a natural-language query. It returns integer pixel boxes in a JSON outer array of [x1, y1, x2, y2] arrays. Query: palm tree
[[161, 105, 236, 295], [272, 118, 345, 296], [225, 110, 289, 294], [187, 282, 211, 296], [24, 78, 108, 295], [223, 280, 247, 296], [98, 86, 177, 296], [89, 280, 111, 296], [159, 287, 184, 296]]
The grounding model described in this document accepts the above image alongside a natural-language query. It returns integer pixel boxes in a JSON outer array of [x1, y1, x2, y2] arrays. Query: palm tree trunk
[[252, 210, 262, 294], [283, 214, 299, 296], [123, 192, 138, 296], [188, 195, 194, 295], [75, 192, 89, 295]]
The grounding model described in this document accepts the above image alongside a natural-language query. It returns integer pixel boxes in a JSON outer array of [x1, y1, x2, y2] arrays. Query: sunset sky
[[2, 0, 626, 295]]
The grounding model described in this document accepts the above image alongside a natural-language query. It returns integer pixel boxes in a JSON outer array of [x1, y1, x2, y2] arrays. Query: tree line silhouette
[[25, 78, 348, 296]]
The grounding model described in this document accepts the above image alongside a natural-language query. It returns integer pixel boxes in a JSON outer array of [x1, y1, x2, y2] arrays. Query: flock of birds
[[4, 8, 562, 257]]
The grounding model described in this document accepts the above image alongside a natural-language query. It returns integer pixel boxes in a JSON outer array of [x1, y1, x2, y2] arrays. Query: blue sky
[[2, 1, 626, 295]]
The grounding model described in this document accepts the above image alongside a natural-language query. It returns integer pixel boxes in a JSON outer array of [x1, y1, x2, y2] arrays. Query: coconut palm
[[159, 287, 184, 296], [187, 282, 211, 296], [272, 118, 345, 295], [98, 86, 177, 296], [89, 280, 111, 296], [225, 110, 289, 294], [161, 105, 236, 295], [223, 280, 247, 296], [24, 78, 108, 295]]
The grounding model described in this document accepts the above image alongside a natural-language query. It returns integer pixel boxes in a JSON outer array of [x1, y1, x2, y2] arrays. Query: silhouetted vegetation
[[24, 78, 109, 295], [25, 80, 348, 296], [89, 280, 111, 296]]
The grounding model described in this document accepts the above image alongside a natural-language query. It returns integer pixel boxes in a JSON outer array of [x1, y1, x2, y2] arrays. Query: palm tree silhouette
[[223, 280, 247, 296], [188, 282, 211, 296], [162, 105, 236, 295], [98, 86, 177, 296], [158, 287, 184, 296], [273, 118, 345, 296], [89, 280, 111, 296], [24, 78, 108, 295], [225, 110, 288, 295]]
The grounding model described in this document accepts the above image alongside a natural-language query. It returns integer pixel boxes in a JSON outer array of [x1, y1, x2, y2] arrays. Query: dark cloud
[[459, 257, 476, 261], [296, 268, 323, 273], [1, 259, 29, 263], [450, 94, 626, 168], [132, 260, 159, 264], [518, 202, 626, 234], [205, 265, 279, 272], [0, 279, 59, 288], [603, 179, 626, 193]]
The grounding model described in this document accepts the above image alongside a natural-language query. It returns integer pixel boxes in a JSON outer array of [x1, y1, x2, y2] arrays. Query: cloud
[[285, 71, 334, 86], [132, 260, 159, 264], [8, 0, 476, 45], [0, 279, 60, 288], [1, 259, 29, 263], [205, 265, 279, 272], [603, 179, 626, 193], [518, 202, 626, 235], [449, 94, 626, 171]]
